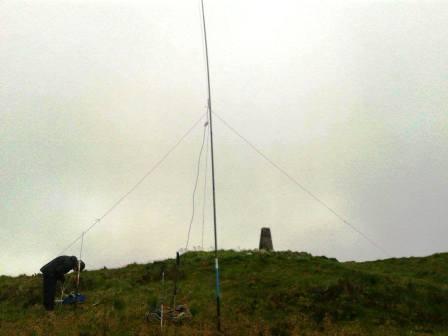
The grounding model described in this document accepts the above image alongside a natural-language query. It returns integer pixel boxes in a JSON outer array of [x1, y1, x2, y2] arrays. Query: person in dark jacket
[[40, 256, 85, 311]]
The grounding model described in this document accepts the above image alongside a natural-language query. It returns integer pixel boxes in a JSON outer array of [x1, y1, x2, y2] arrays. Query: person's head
[[73, 260, 85, 272]]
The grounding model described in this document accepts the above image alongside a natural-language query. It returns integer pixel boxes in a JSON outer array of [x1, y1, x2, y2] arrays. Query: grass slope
[[1, 250, 448, 335]]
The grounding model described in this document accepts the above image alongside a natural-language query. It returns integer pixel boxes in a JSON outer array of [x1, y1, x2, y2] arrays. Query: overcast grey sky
[[1, 0, 447, 275]]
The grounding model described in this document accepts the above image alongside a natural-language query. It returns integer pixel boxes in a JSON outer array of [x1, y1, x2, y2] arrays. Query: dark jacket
[[40, 256, 78, 282]]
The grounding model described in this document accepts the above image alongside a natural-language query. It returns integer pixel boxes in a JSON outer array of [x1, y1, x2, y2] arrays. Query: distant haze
[[1, 0, 447, 275]]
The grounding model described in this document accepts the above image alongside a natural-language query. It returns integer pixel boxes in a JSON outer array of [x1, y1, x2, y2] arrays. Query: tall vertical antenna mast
[[200, 0, 221, 331]]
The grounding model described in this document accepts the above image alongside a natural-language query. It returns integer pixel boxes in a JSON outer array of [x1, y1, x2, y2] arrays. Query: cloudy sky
[[1, 0, 447, 276]]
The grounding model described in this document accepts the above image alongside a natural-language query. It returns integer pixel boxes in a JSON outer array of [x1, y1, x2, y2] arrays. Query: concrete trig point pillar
[[259, 227, 274, 251]]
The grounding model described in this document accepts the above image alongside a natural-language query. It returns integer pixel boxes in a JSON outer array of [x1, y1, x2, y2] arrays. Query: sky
[[1, 0, 447, 276]]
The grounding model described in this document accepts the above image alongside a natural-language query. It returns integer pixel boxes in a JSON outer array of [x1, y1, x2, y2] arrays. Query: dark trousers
[[42, 273, 57, 311]]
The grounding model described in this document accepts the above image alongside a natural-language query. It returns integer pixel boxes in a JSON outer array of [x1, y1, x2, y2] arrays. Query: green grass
[[1, 250, 448, 335]]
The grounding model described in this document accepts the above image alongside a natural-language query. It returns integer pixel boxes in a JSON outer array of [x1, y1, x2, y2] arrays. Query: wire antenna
[[55, 114, 206, 258], [185, 122, 209, 250], [214, 112, 391, 258]]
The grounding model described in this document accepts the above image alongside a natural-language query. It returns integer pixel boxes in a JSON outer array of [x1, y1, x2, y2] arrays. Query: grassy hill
[[1, 250, 448, 335]]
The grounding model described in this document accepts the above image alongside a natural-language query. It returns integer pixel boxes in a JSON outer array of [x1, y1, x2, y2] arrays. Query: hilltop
[[1, 250, 448, 335]]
